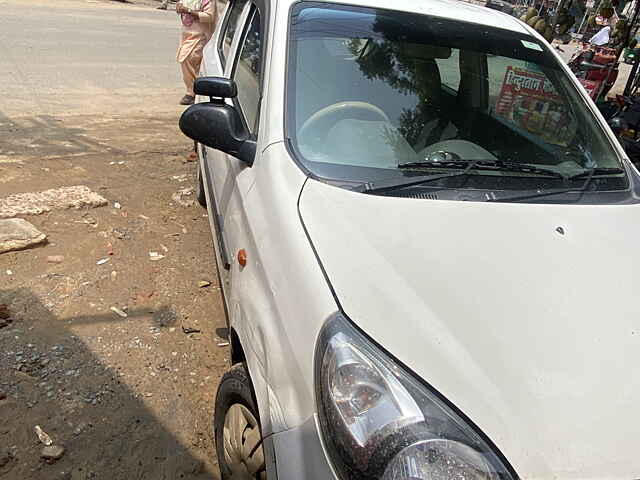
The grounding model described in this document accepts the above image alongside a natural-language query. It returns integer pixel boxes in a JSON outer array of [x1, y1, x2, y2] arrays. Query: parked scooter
[[598, 95, 640, 167], [569, 45, 619, 100]]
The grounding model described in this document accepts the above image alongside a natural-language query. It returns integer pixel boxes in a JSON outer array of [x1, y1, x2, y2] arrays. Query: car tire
[[195, 147, 207, 208], [214, 363, 267, 479]]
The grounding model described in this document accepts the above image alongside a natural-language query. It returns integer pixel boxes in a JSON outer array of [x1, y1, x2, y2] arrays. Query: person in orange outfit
[[175, 0, 217, 105]]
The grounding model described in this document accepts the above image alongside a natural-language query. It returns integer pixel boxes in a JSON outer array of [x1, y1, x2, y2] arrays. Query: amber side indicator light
[[237, 249, 247, 267]]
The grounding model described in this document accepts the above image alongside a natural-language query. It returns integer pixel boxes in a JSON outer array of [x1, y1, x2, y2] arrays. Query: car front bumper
[[265, 415, 338, 479]]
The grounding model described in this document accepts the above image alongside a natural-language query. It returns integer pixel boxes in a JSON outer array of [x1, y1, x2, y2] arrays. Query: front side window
[[220, 0, 248, 65], [233, 9, 262, 132], [287, 3, 630, 203]]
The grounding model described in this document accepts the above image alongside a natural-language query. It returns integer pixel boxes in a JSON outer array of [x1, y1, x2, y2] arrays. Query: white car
[[180, 0, 640, 478]]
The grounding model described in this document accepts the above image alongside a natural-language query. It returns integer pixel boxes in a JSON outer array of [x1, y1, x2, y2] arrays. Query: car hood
[[299, 179, 640, 479]]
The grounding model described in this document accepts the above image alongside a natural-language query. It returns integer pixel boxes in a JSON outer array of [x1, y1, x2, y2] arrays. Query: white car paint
[[193, 0, 640, 478], [300, 179, 640, 479]]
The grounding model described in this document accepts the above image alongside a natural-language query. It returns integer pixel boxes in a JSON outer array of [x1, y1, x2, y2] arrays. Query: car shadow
[[0, 287, 218, 480]]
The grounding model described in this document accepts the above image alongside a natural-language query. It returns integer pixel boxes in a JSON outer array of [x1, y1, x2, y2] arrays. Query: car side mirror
[[179, 77, 256, 166]]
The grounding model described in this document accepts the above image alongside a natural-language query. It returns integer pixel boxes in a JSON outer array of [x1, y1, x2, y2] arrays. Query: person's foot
[[180, 95, 195, 105], [156, 4, 167, 9]]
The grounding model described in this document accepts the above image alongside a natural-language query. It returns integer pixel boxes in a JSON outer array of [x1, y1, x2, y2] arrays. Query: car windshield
[[286, 3, 629, 201]]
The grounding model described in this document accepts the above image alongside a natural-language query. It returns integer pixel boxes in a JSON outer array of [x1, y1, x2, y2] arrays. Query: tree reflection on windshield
[[347, 36, 449, 148]]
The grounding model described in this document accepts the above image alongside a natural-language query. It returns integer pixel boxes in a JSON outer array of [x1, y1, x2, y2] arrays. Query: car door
[[198, 0, 251, 273], [217, 3, 264, 257], [201, 2, 265, 290]]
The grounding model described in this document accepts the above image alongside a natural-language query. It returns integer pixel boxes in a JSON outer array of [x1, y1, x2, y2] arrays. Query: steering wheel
[[298, 101, 391, 156]]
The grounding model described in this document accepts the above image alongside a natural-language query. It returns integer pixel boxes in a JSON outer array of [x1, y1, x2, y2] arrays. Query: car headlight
[[315, 314, 517, 480]]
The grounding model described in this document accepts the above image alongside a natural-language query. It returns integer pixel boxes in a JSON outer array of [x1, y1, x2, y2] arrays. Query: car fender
[[226, 142, 338, 436]]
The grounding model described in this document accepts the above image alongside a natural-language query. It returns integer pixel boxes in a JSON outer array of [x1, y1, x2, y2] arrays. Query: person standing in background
[[176, 0, 217, 105]]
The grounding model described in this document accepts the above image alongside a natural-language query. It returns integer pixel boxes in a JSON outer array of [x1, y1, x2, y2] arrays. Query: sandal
[[180, 95, 195, 106]]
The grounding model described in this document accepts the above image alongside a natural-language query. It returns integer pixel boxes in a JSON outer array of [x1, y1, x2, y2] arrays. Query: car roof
[[276, 0, 530, 34]]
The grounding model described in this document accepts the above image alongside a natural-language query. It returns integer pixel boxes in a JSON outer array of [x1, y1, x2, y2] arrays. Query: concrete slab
[[0, 218, 47, 254], [0, 186, 108, 219]]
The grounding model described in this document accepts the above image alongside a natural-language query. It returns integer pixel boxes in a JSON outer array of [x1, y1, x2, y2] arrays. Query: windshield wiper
[[398, 159, 565, 179], [487, 167, 625, 203], [353, 159, 563, 195], [353, 160, 482, 194], [567, 167, 624, 178]]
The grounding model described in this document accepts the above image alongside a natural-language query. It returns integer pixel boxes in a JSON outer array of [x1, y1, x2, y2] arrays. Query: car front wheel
[[214, 363, 267, 479]]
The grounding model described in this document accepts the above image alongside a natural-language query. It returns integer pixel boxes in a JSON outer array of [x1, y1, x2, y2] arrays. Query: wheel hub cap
[[223, 404, 266, 479]]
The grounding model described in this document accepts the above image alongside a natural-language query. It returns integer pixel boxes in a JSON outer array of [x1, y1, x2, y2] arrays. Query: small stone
[[46, 255, 65, 263], [172, 188, 195, 207], [110, 306, 127, 318], [148, 251, 165, 261], [182, 326, 201, 334], [35, 425, 53, 445], [198, 280, 211, 288], [41, 445, 65, 462]]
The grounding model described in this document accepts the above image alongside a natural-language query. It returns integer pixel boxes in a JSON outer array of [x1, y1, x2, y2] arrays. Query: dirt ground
[[0, 5, 229, 470], [0, 111, 228, 479]]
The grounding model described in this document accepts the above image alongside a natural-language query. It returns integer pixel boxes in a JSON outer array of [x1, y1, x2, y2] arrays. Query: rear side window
[[233, 10, 263, 132], [220, 0, 249, 66]]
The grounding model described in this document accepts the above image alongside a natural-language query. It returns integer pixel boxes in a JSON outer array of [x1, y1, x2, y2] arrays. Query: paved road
[[0, 0, 183, 116]]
